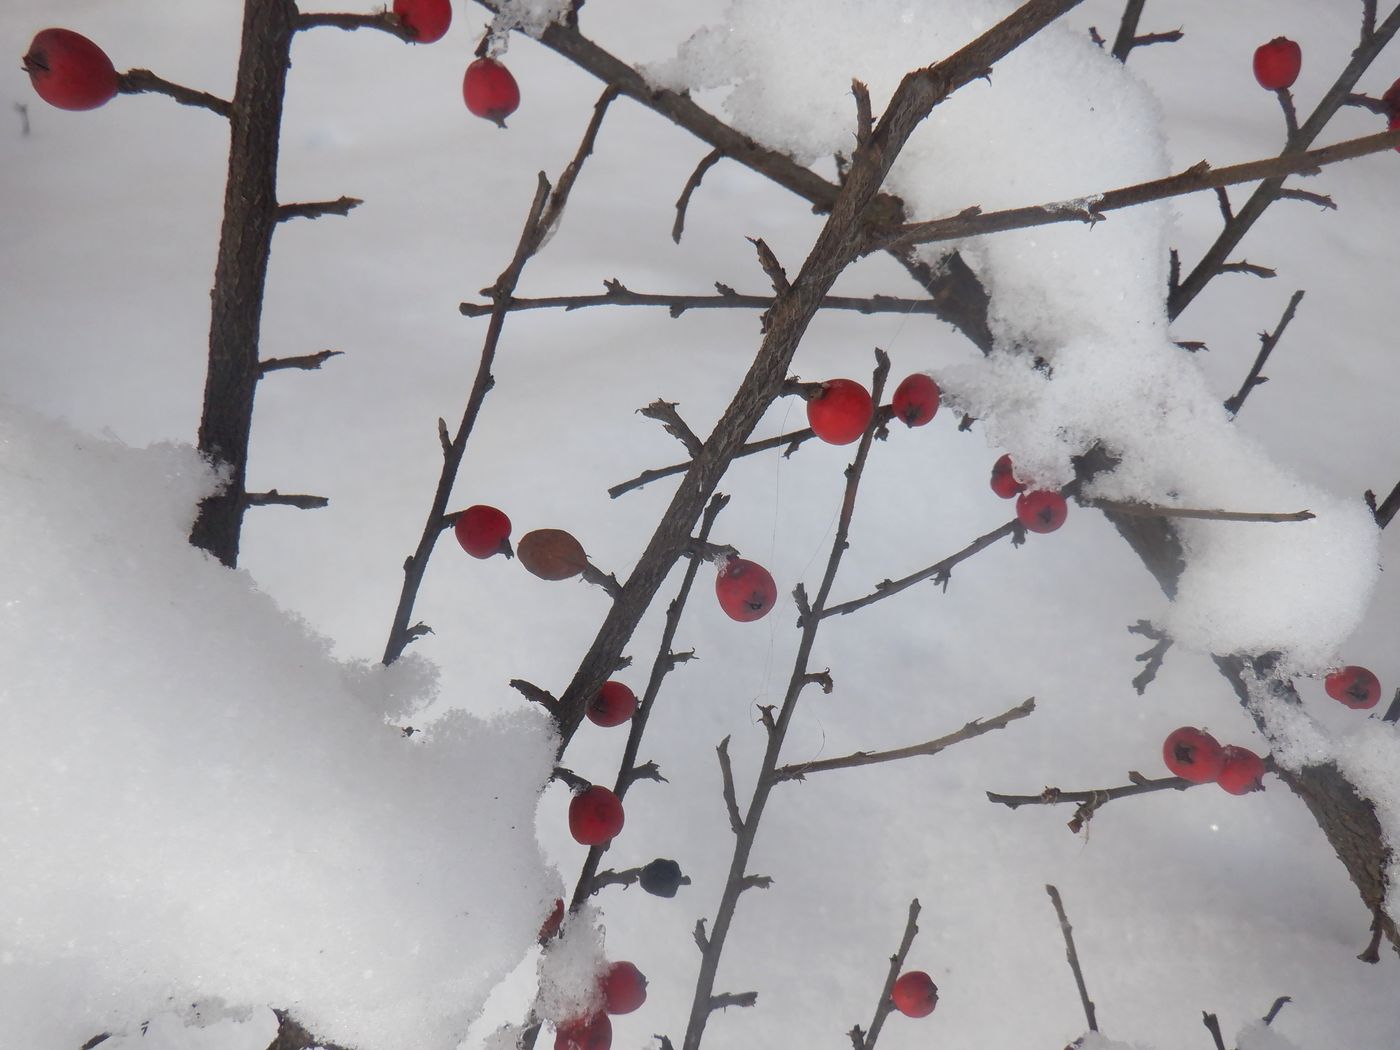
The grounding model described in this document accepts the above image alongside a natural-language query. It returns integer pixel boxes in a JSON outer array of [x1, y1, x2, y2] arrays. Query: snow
[[4, 0, 1400, 1048], [0, 405, 559, 1050]]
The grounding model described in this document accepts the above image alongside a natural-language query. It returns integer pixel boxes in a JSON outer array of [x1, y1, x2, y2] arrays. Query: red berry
[[990, 454, 1026, 499], [1253, 37, 1301, 91], [1016, 490, 1068, 533], [715, 558, 777, 622], [1217, 745, 1267, 795], [587, 681, 637, 727], [464, 57, 521, 127], [555, 1013, 611, 1050], [891, 971, 939, 1018], [23, 29, 118, 112], [393, 0, 452, 43], [1162, 727, 1225, 783], [892, 373, 940, 427], [538, 897, 564, 944], [807, 379, 874, 445], [600, 961, 647, 1015], [1324, 665, 1381, 710], [454, 504, 511, 559], [568, 786, 624, 846]]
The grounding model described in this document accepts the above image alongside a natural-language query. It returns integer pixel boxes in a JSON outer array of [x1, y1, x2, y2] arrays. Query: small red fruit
[[891, 971, 939, 1018], [1324, 665, 1381, 710], [464, 57, 521, 127], [1016, 490, 1068, 533], [1253, 37, 1301, 91], [892, 373, 940, 427], [568, 786, 624, 846], [555, 1013, 611, 1050], [715, 558, 777, 622], [990, 454, 1026, 499], [393, 0, 452, 43], [1162, 726, 1226, 783], [807, 378, 874, 445], [600, 961, 648, 1015], [587, 681, 638, 727], [1217, 745, 1267, 795], [454, 504, 511, 559], [538, 897, 564, 944], [23, 29, 118, 112]]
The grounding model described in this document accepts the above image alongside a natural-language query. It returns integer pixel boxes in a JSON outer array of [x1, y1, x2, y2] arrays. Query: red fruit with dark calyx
[[568, 786, 624, 845], [1253, 37, 1301, 91], [891, 971, 939, 1017], [892, 373, 940, 427], [1217, 745, 1267, 795], [393, 0, 452, 43], [538, 897, 564, 944], [715, 558, 777, 622], [555, 1013, 611, 1050], [990, 454, 1026, 499], [587, 681, 637, 727], [23, 29, 118, 111], [454, 504, 511, 559], [600, 961, 648, 1015], [1162, 726, 1225, 783], [464, 57, 520, 127], [1384, 77, 1400, 150], [1324, 665, 1381, 710], [807, 378, 874, 445], [1016, 490, 1068, 533]]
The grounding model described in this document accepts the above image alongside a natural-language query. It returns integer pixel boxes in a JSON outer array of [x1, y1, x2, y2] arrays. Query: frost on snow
[[647, 0, 1380, 667], [0, 405, 559, 1050]]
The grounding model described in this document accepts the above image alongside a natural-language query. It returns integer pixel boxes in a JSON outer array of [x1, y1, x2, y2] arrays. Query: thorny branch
[[1223, 290, 1305, 416], [849, 899, 922, 1050], [1046, 885, 1098, 1033]]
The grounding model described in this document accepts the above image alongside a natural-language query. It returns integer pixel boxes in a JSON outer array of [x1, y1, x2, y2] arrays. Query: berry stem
[[1046, 886, 1098, 1033], [116, 69, 231, 116]]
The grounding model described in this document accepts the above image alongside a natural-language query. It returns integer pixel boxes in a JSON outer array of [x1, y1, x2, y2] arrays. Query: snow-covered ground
[[4, 1, 1400, 1048]]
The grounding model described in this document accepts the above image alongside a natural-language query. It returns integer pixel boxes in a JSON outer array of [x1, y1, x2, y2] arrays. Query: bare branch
[[717, 737, 745, 835], [511, 679, 562, 718], [1364, 0, 1379, 40], [852, 79, 874, 145], [243, 490, 328, 510], [294, 11, 416, 41], [1214, 186, 1233, 223], [1109, 0, 1146, 62], [748, 237, 789, 294], [1218, 260, 1276, 279], [1202, 1012, 1228, 1050], [1132, 28, 1183, 49], [1127, 620, 1172, 695], [459, 283, 948, 319], [1278, 188, 1336, 209], [673, 149, 724, 243], [1263, 996, 1292, 1025], [538, 87, 620, 244], [640, 401, 704, 457], [850, 899, 922, 1050], [275, 196, 362, 222], [1366, 480, 1400, 528], [1086, 500, 1312, 523], [988, 772, 1195, 823], [774, 697, 1035, 781], [1224, 289, 1304, 416], [1046, 885, 1098, 1033], [258, 349, 343, 374], [1275, 86, 1300, 142], [709, 993, 758, 1012], [116, 69, 231, 116]]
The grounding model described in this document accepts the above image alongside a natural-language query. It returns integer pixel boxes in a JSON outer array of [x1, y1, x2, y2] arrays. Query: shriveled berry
[[518, 528, 588, 580], [600, 961, 647, 1015], [807, 378, 874, 445], [538, 897, 564, 944], [587, 681, 638, 727], [639, 858, 685, 898], [454, 504, 511, 559], [1253, 37, 1301, 91], [555, 1013, 611, 1050], [1324, 665, 1381, 710], [23, 29, 118, 112], [568, 786, 624, 845], [464, 57, 520, 127], [1162, 726, 1225, 783], [892, 373, 940, 427], [715, 558, 777, 622], [990, 454, 1026, 499], [891, 971, 939, 1017], [393, 0, 452, 43], [1016, 490, 1068, 533], [1217, 745, 1267, 795]]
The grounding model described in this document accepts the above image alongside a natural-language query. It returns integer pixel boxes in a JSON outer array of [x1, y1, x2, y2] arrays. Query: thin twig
[[1109, 0, 1147, 62], [1276, 87, 1300, 142], [850, 899, 922, 1050], [243, 490, 328, 509], [294, 11, 416, 41], [988, 772, 1194, 811], [1224, 290, 1304, 416], [1278, 188, 1336, 209], [673, 149, 724, 243], [1202, 1012, 1228, 1050], [717, 736, 745, 835], [872, 128, 1400, 253], [258, 349, 343, 374], [458, 283, 951, 319], [1262, 996, 1292, 1026], [275, 196, 362, 222], [774, 698, 1035, 781], [1366, 480, 1400, 528], [1217, 260, 1276, 279], [1045, 885, 1098, 1033], [641, 401, 704, 457], [116, 69, 231, 116], [1364, 0, 1379, 42], [821, 520, 1020, 618], [1085, 500, 1312, 523], [1127, 620, 1172, 695]]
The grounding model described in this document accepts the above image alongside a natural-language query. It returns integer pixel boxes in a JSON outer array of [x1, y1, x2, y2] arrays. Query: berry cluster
[[552, 958, 648, 1050], [1162, 727, 1266, 795], [987, 453, 1069, 534]]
